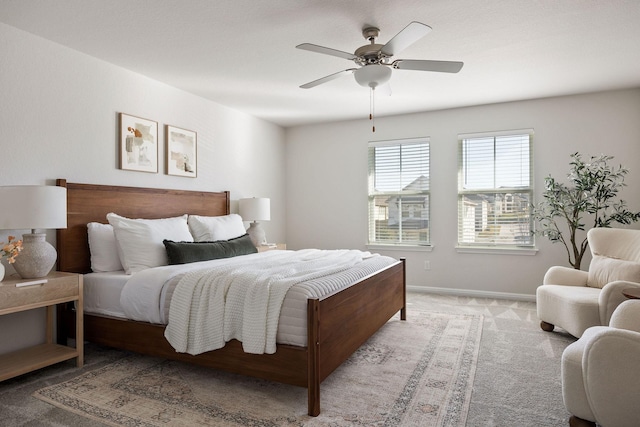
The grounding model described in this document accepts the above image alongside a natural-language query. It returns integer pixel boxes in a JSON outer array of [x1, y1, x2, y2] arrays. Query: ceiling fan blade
[[300, 69, 357, 89], [296, 43, 357, 61], [393, 59, 464, 73], [380, 21, 432, 57]]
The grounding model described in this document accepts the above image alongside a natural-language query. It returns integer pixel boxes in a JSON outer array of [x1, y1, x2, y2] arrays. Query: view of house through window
[[368, 138, 430, 246], [458, 130, 534, 247]]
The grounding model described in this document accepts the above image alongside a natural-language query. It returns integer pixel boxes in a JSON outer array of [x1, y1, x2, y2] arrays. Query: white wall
[[0, 23, 286, 352], [285, 89, 640, 298], [3, 20, 640, 355]]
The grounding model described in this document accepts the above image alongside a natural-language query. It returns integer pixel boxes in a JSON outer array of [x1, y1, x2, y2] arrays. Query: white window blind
[[458, 130, 533, 247], [368, 138, 430, 245]]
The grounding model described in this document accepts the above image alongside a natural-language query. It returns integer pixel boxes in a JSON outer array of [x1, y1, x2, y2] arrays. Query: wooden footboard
[[82, 314, 310, 387], [307, 258, 406, 415], [71, 259, 405, 416]]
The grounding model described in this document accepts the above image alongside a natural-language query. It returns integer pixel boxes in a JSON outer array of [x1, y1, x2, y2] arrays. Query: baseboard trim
[[407, 285, 536, 302]]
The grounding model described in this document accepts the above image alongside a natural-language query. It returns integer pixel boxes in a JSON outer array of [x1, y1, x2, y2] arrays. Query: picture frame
[[165, 125, 197, 177], [118, 113, 158, 173]]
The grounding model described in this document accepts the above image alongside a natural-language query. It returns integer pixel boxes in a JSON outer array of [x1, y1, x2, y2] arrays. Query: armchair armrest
[[582, 328, 640, 427], [599, 281, 640, 326], [610, 299, 640, 333], [543, 266, 588, 286]]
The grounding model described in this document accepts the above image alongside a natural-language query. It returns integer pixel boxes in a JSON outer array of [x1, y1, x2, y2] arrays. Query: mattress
[[84, 250, 398, 347], [83, 271, 130, 319]]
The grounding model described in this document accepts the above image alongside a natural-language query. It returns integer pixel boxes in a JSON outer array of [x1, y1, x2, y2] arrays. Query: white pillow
[[188, 214, 246, 242], [87, 222, 123, 272], [107, 213, 193, 274], [587, 255, 640, 288]]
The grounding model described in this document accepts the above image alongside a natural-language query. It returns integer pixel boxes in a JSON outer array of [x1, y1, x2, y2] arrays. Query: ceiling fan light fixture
[[354, 64, 392, 88]]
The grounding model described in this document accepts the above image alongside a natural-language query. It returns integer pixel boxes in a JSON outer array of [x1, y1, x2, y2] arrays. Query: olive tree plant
[[533, 153, 640, 270]]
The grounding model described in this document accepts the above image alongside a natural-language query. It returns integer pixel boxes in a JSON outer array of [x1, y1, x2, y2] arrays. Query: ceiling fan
[[296, 21, 464, 92]]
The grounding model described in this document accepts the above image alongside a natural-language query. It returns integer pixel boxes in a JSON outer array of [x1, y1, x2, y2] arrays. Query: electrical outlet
[[424, 260, 431, 270]]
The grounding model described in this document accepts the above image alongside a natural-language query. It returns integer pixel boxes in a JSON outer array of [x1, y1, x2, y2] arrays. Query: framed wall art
[[119, 113, 158, 173], [166, 125, 197, 177]]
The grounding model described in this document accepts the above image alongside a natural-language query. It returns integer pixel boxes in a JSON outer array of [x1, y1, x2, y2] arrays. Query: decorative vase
[[12, 233, 57, 279], [0, 262, 5, 282]]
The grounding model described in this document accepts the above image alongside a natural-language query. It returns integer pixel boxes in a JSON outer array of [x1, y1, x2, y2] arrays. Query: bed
[[55, 179, 406, 416]]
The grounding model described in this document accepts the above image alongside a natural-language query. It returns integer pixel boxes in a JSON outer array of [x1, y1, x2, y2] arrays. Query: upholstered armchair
[[537, 227, 640, 338], [561, 300, 640, 427]]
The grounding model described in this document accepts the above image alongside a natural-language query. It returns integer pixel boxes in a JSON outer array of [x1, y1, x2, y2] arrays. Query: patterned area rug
[[34, 310, 482, 426]]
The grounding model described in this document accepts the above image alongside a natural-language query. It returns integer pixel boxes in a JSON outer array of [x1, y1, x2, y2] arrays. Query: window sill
[[455, 246, 538, 256], [366, 244, 433, 253]]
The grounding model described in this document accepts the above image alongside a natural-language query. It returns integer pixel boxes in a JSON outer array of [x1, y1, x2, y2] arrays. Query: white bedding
[[84, 250, 398, 349], [165, 249, 367, 355], [83, 271, 129, 319]]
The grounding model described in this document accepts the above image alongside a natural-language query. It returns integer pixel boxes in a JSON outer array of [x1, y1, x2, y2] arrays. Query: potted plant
[[533, 152, 640, 269]]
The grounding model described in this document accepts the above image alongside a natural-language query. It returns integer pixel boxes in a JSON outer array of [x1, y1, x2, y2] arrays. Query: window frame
[[367, 137, 431, 247], [457, 129, 534, 249]]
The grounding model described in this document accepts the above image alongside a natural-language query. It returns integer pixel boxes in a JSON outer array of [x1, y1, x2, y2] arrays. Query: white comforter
[[119, 249, 377, 355], [165, 249, 368, 355]]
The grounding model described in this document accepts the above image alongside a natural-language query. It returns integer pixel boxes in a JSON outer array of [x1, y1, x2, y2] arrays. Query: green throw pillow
[[163, 234, 257, 265]]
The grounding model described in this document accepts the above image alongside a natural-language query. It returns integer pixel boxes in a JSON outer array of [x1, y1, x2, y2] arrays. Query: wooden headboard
[[56, 179, 230, 274]]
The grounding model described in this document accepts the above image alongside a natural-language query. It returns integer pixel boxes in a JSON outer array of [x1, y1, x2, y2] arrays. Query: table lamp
[[0, 185, 67, 278], [239, 197, 270, 247]]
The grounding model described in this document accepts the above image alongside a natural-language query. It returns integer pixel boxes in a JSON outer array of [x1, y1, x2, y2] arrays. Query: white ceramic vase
[[12, 233, 56, 279], [0, 262, 5, 282]]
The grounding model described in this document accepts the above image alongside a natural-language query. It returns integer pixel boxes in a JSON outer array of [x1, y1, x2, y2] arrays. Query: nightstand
[[0, 271, 83, 381], [257, 243, 287, 252]]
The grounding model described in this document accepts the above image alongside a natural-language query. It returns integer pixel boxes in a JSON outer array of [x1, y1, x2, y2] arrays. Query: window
[[458, 130, 533, 248], [368, 138, 430, 246]]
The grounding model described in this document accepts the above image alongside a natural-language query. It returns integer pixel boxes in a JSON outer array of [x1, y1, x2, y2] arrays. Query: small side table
[[622, 288, 640, 299], [0, 271, 83, 381]]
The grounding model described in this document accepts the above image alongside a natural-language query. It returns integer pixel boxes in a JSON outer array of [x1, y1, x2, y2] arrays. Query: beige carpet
[[34, 310, 482, 426]]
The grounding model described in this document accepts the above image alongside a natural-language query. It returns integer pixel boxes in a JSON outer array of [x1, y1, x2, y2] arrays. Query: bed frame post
[[307, 298, 321, 416]]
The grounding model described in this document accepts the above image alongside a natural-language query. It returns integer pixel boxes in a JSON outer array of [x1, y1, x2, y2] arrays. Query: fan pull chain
[[370, 87, 376, 132]]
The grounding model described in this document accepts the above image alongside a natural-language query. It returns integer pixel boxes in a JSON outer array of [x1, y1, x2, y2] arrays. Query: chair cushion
[[536, 285, 601, 337], [587, 256, 640, 288], [588, 228, 640, 262]]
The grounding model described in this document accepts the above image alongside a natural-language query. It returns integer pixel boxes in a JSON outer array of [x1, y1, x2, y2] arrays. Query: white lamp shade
[[0, 186, 67, 230], [354, 64, 392, 88], [239, 197, 270, 222], [0, 185, 67, 278]]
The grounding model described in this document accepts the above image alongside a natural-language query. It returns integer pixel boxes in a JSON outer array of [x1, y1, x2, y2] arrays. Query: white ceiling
[[1, 0, 640, 128]]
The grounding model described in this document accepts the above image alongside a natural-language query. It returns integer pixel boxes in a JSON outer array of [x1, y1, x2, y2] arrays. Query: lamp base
[[246, 221, 267, 247], [12, 233, 57, 279]]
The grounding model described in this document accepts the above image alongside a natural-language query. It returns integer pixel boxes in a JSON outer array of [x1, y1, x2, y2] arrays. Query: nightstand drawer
[[0, 274, 79, 313]]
